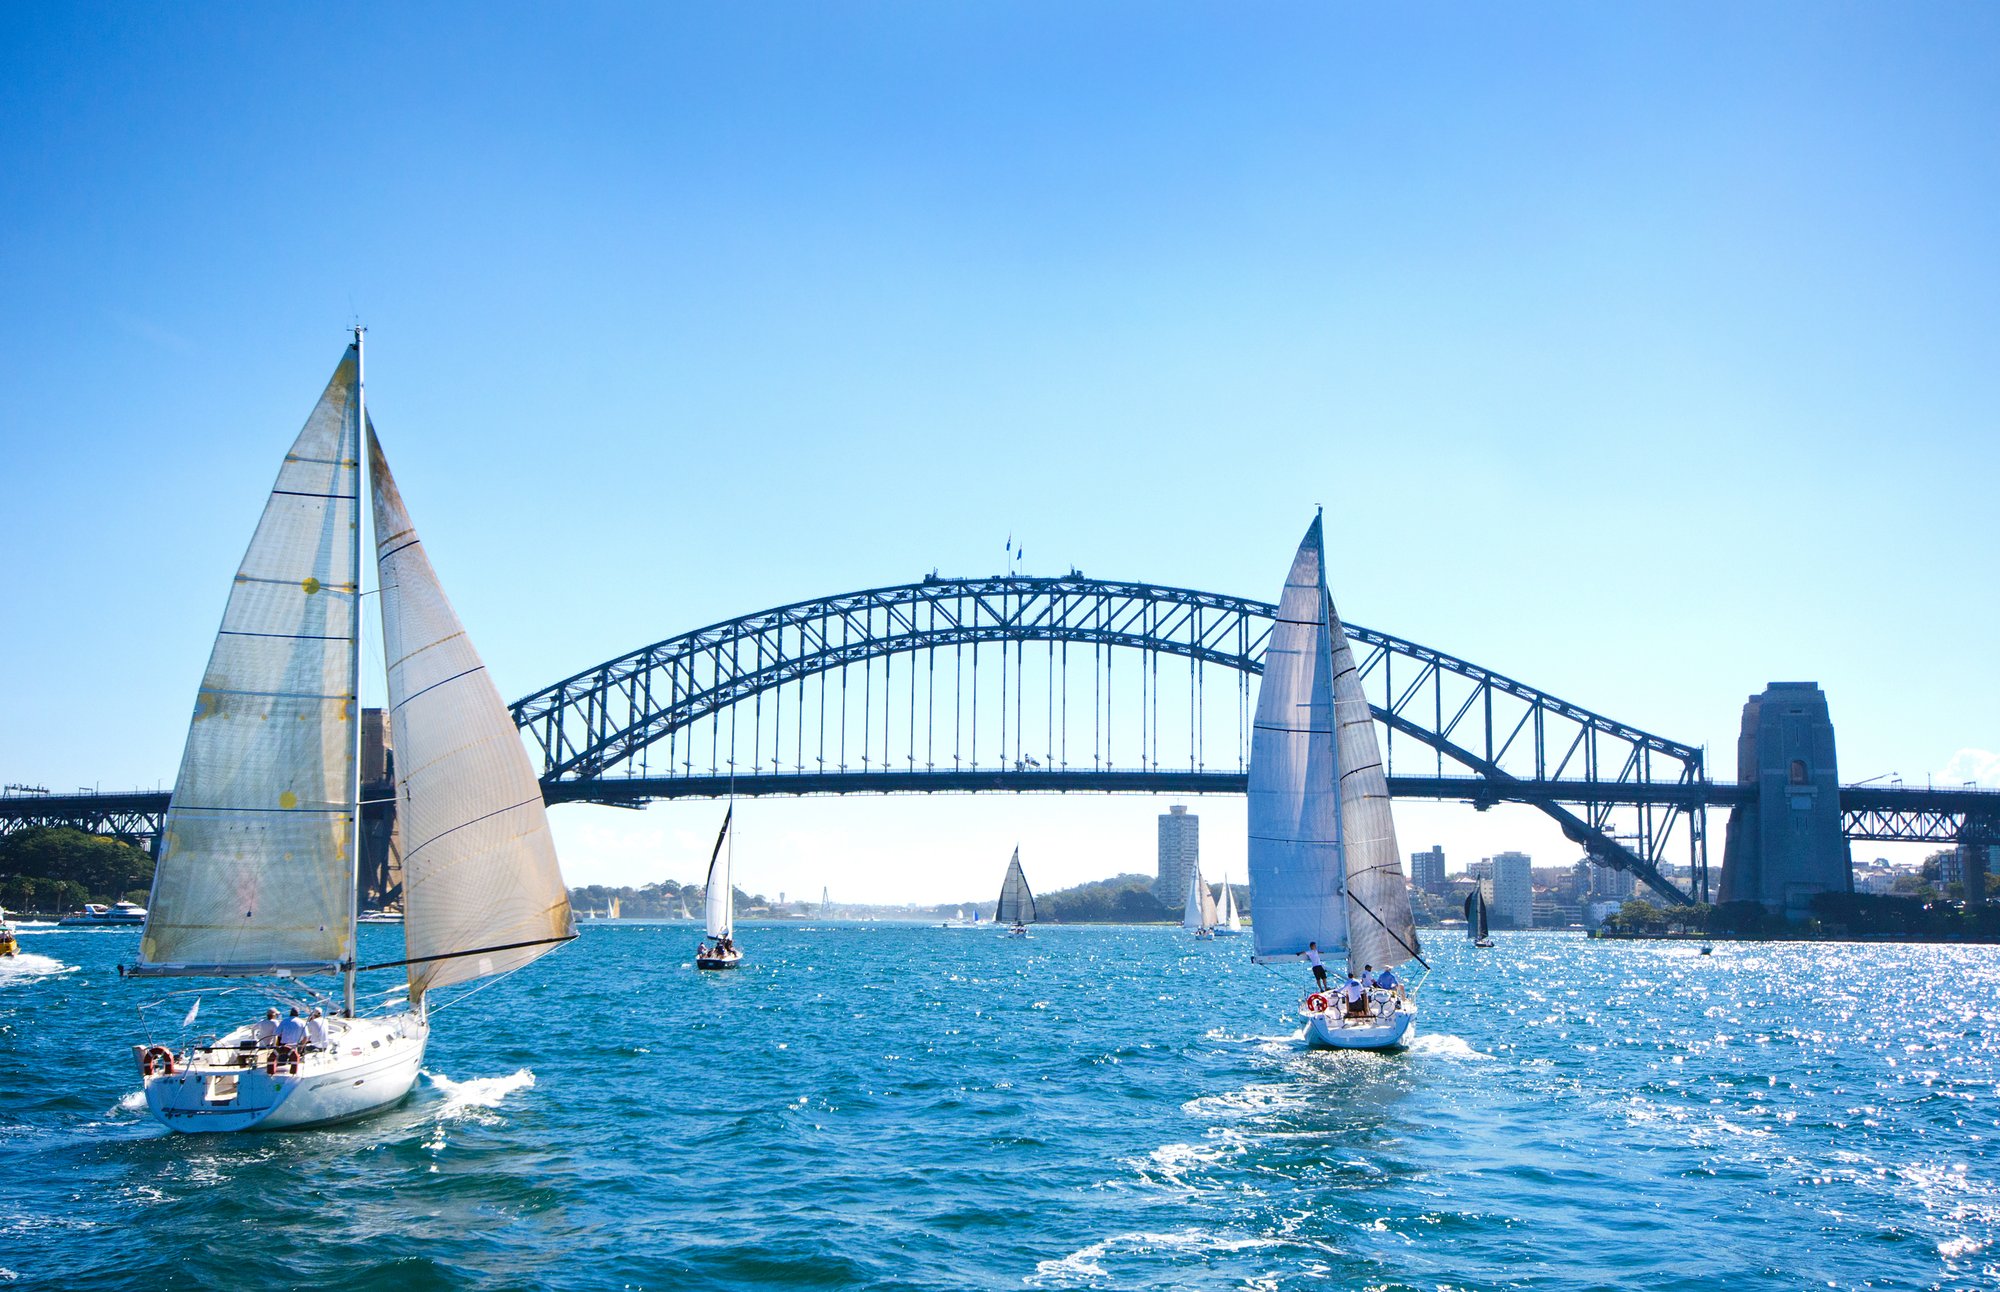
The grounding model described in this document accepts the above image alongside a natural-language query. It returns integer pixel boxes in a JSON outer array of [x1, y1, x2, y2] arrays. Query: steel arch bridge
[[510, 573, 1712, 904]]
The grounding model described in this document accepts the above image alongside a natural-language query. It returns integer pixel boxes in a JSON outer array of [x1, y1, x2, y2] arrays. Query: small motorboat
[[1699, 943, 1713, 956], [356, 906, 404, 925], [59, 900, 147, 928], [0, 908, 18, 958]]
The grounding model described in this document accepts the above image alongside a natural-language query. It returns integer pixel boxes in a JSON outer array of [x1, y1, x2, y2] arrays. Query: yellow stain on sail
[[279, 791, 298, 810], [302, 577, 322, 595]]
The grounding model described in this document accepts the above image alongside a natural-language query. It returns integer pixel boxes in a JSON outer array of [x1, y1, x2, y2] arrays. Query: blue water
[[2, 924, 1997, 1290]]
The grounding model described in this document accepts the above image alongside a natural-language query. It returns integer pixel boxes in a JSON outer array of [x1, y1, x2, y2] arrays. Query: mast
[[344, 325, 365, 1018], [1313, 507, 1345, 932]]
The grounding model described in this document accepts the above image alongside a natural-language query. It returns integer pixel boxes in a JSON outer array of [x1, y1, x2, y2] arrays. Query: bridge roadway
[[10, 776, 1996, 842]]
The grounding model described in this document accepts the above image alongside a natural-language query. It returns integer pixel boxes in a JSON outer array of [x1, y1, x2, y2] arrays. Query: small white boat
[[1183, 861, 1220, 940], [995, 848, 1036, 938], [356, 906, 404, 925], [940, 907, 984, 929], [60, 900, 148, 928], [695, 806, 741, 970], [1245, 514, 1426, 1053], [129, 335, 576, 1133]]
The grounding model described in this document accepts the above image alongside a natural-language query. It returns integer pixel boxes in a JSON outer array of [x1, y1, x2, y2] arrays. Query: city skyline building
[[1411, 845, 1447, 895], [1155, 805, 1199, 902], [1491, 851, 1534, 929]]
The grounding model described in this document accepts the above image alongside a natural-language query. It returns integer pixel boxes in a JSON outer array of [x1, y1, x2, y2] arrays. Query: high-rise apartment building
[[1156, 805, 1199, 901], [1410, 845, 1446, 895], [1491, 851, 1534, 929]]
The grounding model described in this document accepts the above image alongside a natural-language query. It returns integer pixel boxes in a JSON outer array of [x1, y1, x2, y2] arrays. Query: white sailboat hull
[[1301, 999, 1416, 1051], [142, 1012, 428, 1133]]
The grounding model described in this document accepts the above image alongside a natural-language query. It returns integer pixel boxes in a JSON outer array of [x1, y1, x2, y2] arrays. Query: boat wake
[[1406, 1033, 1494, 1061], [1027, 1228, 1313, 1286], [0, 953, 75, 984], [425, 1068, 536, 1117], [110, 1089, 149, 1116]]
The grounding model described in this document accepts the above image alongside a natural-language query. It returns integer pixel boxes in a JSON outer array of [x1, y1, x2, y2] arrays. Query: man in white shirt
[[1304, 942, 1329, 992], [276, 1008, 308, 1050], [1344, 974, 1367, 1016], [251, 1007, 280, 1045], [305, 1008, 330, 1052]]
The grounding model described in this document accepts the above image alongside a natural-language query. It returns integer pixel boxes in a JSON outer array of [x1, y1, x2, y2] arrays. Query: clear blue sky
[[3, 4, 1995, 901]]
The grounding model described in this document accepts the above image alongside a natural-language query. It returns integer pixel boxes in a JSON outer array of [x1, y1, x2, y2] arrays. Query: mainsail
[[139, 349, 363, 976], [1219, 875, 1241, 932], [1246, 516, 1347, 965], [1465, 889, 1489, 941], [1326, 585, 1422, 976], [703, 807, 733, 940], [370, 429, 573, 1001], [995, 848, 1036, 925]]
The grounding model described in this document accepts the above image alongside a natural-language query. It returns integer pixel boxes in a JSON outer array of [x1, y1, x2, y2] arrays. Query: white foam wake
[[1407, 1032, 1495, 1061], [0, 953, 75, 984], [425, 1067, 535, 1116]]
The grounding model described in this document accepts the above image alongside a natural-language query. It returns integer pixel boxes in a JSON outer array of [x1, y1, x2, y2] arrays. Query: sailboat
[[1184, 863, 1218, 940], [1465, 889, 1495, 948], [1215, 873, 1243, 937], [695, 807, 741, 969], [677, 892, 693, 921], [995, 847, 1036, 937], [1246, 513, 1425, 1052], [128, 334, 575, 1132]]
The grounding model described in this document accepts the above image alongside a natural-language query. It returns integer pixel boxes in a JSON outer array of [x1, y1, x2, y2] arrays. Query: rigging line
[[355, 933, 578, 972], [1344, 889, 1430, 971]]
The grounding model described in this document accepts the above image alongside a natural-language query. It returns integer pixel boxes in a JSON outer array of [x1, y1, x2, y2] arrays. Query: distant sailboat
[[1184, 864, 1218, 939], [1246, 513, 1424, 1051], [129, 334, 575, 1131], [1465, 889, 1494, 948], [996, 847, 1036, 938], [821, 885, 831, 917], [695, 807, 741, 969], [677, 892, 693, 921], [1216, 873, 1243, 937]]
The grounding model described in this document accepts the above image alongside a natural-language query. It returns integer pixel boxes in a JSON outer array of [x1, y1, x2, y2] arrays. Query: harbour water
[[2, 924, 1996, 1289]]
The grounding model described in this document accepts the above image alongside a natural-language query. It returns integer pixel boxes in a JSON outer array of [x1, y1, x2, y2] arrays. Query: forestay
[[1246, 516, 1348, 965], [996, 849, 1036, 925], [140, 349, 362, 975], [370, 428, 573, 1001]]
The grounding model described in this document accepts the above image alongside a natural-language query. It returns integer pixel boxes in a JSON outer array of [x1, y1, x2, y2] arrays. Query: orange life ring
[[1304, 992, 1330, 1014], [141, 1045, 175, 1077]]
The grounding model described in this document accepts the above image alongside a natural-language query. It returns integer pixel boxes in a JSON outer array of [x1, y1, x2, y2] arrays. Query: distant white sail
[[1220, 874, 1241, 932], [704, 808, 734, 940], [995, 848, 1036, 925], [1246, 516, 1348, 965], [1326, 583, 1422, 976], [140, 349, 362, 976], [1182, 862, 1208, 930], [370, 429, 572, 1001]]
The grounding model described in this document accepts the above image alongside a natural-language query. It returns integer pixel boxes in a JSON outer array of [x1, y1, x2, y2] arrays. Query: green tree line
[[0, 826, 155, 912]]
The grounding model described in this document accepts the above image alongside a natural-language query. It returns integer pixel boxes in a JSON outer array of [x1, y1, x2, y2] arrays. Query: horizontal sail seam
[[400, 795, 542, 862], [390, 664, 486, 714], [270, 489, 358, 500], [218, 630, 353, 642]]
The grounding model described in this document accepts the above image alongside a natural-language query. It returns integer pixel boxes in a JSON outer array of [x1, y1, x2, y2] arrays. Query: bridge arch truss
[[511, 575, 1711, 903]]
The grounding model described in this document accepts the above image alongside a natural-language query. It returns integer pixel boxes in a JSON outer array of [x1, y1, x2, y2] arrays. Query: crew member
[[305, 1008, 330, 1052], [277, 1008, 308, 1050], [1305, 941, 1329, 991], [252, 1007, 281, 1045], [1344, 973, 1368, 1017]]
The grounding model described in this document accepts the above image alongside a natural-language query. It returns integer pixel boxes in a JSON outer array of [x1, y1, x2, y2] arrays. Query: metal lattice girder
[[507, 573, 1712, 904]]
